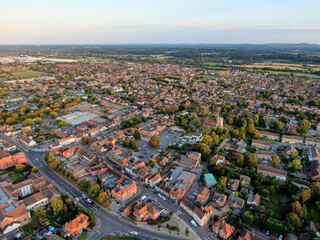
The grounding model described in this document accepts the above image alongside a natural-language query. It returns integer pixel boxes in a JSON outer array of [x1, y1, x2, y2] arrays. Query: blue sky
[[1, 0, 319, 44]]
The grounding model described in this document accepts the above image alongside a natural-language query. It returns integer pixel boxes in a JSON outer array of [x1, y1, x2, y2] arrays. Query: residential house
[[0, 152, 28, 170], [180, 198, 214, 226], [212, 219, 235, 239], [212, 192, 228, 209], [256, 150, 273, 160], [239, 175, 251, 187], [247, 193, 260, 209], [251, 139, 271, 150], [257, 164, 287, 181], [65, 213, 90, 237], [227, 179, 239, 191], [204, 173, 217, 188], [196, 187, 210, 204], [230, 197, 245, 210]]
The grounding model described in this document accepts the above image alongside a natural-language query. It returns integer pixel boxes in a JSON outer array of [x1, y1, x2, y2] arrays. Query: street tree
[[149, 135, 161, 147]]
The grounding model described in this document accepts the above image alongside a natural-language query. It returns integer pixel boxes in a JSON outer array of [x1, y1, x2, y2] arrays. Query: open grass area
[[0, 70, 47, 80], [79, 232, 88, 240], [267, 70, 320, 80], [306, 203, 320, 223], [101, 237, 141, 240], [9, 171, 30, 183], [262, 193, 289, 219]]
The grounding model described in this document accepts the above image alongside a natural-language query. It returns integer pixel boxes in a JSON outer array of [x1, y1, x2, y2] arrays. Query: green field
[[267, 70, 320, 80], [0, 70, 47, 80], [262, 193, 289, 219]]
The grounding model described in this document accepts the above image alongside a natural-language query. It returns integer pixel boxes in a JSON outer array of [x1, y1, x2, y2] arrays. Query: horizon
[[1, 0, 320, 44]]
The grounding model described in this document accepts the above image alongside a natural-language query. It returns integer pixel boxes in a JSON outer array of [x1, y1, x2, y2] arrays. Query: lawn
[[9, 171, 30, 184], [306, 203, 320, 223], [79, 232, 88, 240], [262, 193, 289, 219], [0, 70, 47, 80], [101, 237, 141, 240]]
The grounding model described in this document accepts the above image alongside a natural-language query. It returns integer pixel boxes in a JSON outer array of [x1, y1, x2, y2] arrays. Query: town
[[0, 47, 319, 240]]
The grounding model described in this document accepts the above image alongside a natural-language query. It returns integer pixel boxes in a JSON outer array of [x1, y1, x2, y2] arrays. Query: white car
[[191, 220, 197, 226], [129, 230, 139, 236], [278, 235, 283, 240], [75, 197, 80, 202]]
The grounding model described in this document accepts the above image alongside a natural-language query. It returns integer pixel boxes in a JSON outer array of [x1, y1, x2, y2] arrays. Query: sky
[[0, 0, 320, 44]]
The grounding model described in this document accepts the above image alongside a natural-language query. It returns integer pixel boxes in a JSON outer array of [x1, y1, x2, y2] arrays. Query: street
[[0, 133, 202, 240]]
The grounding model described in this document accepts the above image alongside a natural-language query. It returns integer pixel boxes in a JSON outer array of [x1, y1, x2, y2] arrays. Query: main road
[[0, 133, 191, 240]]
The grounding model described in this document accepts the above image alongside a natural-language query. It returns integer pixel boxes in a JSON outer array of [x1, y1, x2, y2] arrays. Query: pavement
[[0, 133, 209, 240]]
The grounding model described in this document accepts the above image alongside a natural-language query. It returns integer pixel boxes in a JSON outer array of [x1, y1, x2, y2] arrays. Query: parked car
[[191, 220, 197, 227], [278, 235, 283, 240], [129, 230, 139, 236]]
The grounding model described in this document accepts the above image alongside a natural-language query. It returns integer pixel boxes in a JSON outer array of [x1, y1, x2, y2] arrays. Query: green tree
[[97, 192, 110, 207], [133, 130, 141, 140], [50, 111, 58, 118], [198, 143, 211, 157], [245, 153, 258, 167], [24, 118, 34, 126], [16, 164, 26, 172], [35, 117, 42, 124], [298, 119, 311, 134], [185, 228, 189, 236], [151, 160, 156, 168], [286, 212, 302, 231], [51, 199, 63, 213], [33, 208, 46, 221], [241, 211, 254, 224], [131, 140, 140, 150], [58, 120, 68, 127], [79, 179, 91, 191], [202, 134, 213, 145], [291, 201, 304, 218], [300, 188, 311, 203], [217, 176, 227, 190], [32, 166, 39, 173], [88, 184, 102, 198], [81, 136, 90, 145], [149, 135, 161, 147], [271, 154, 281, 168]]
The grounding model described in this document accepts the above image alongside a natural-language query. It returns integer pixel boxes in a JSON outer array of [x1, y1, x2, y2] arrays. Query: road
[[0, 133, 195, 240]]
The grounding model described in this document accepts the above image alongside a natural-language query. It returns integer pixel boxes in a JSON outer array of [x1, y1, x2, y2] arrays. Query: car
[[91, 202, 96, 207], [278, 235, 283, 240], [191, 220, 197, 226], [261, 230, 265, 234], [87, 199, 92, 204], [140, 195, 146, 201], [128, 230, 139, 236], [82, 194, 86, 199], [266, 231, 270, 236], [75, 197, 80, 202], [162, 196, 166, 200], [121, 170, 125, 173]]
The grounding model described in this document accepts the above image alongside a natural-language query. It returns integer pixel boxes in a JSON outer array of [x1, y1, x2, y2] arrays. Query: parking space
[[133, 130, 181, 161]]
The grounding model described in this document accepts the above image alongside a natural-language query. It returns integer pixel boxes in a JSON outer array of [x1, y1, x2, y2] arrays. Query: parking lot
[[133, 130, 181, 161]]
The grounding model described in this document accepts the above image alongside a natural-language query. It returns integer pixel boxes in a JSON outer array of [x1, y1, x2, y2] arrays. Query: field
[[262, 193, 289, 219], [0, 70, 47, 80], [69, 102, 124, 117], [231, 62, 320, 71], [267, 70, 320, 80]]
